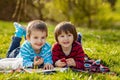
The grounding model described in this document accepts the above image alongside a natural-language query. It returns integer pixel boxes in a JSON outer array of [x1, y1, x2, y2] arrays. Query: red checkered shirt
[[52, 41, 85, 70]]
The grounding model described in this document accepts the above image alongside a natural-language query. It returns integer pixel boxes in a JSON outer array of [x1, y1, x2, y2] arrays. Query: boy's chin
[[34, 47, 42, 50], [62, 45, 71, 48]]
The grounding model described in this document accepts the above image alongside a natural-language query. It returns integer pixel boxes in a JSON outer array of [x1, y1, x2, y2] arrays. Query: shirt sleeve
[[72, 43, 85, 70], [52, 43, 61, 65], [43, 49, 53, 64], [17, 42, 33, 68], [42, 43, 53, 64]]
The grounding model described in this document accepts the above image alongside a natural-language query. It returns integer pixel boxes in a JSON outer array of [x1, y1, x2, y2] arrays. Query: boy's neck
[[35, 48, 41, 54], [62, 46, 72, 56]]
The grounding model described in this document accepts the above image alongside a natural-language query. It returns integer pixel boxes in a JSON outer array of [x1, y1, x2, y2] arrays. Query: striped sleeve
[[42, 43, 53, 64], [17, 41, 33, 68]]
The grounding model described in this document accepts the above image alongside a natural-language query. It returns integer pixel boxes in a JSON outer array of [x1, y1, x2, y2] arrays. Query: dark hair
[[27, 20, 48, 37], [54, 21, 77, 42]]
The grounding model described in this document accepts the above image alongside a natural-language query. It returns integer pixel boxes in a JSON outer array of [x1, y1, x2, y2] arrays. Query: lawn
[[0, 20, 120, 80]]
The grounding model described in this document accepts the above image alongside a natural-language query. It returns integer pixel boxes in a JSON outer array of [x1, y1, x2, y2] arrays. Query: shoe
[[95, 59, 101, 65], [92, 59, 100, 66], [100, 65, 110, 72], [14, 22, 26, 38], [84, 63, 91, 68], [77, 33, 82, 44]]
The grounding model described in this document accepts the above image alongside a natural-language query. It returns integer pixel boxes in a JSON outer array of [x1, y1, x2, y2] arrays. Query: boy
[[52, 21, 85, 70], [7, 20, 53, 70], [52, 21, 110, 73]]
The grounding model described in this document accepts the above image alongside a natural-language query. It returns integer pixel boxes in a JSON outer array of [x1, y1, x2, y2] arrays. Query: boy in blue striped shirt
[[7, 20, 53, 70]]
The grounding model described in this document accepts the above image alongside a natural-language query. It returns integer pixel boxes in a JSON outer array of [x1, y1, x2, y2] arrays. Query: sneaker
[[14, 22, 26, 38], [84, 63, 91, 68], [77, 33, 82, 44], [93, 59, 101, 65], [100, 65, 110, 72]]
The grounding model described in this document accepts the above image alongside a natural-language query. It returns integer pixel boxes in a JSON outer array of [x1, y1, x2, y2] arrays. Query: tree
[[108, 0, 117, 11], [12, 0, 45, 21], [0, 0, 46, 21], [0, 0, 16, 21], [53, 0, 100, 27]]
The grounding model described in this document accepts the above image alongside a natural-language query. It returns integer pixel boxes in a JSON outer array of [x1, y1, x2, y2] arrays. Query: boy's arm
[[43, 49, 53, 64], [73, 47, 85, 69], [52, 44, 61, 65], [17, 45, 33, 68]]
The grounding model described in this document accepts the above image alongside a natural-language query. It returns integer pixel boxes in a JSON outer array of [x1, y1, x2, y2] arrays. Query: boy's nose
[[39, 39, 42, 42], [64, 35, 68, 40]]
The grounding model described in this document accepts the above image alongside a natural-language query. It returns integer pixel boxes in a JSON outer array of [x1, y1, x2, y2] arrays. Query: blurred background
[[0, 0, 120, 29]]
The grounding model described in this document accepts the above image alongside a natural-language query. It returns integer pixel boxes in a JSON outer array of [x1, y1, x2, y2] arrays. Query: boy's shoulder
[[53, 42, 59, 46], [21, 40, 29, 44], [21, 40, 31, 48], [73, 41, 82, 48], [52, 42, 61, 49], [43, 42, 51, 48], [73, 41, 81, 45]]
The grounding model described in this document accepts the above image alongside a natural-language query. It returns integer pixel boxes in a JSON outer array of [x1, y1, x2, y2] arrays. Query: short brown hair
[[54, 21, 77, 42], [27, 20, 48, 37]]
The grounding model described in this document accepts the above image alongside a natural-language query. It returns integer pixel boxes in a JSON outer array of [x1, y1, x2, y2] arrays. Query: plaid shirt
[[52, 41, 85, 70]]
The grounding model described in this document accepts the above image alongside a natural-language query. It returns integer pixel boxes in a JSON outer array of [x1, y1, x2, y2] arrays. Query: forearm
[[44, 56, 53, 64], [74, 61, 84, 70], [23, 61, 33, 68]]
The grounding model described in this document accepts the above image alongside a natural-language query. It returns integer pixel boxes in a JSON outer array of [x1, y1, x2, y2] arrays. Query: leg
[[7, 22, 26, 58], [14, 22, 26, 38], [6, 36, 22, 58], [77, 32, 82, 44]]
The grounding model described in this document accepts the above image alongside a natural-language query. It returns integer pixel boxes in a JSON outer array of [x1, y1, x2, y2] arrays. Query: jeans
[[77, 33, 82, 44], [6, 36, 21, 58]]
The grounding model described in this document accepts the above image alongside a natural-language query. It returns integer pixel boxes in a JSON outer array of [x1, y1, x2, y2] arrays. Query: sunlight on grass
[[0, 21, 120, 79]]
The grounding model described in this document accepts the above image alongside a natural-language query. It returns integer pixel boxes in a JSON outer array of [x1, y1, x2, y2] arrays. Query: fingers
[[66, 58, 76, 67], [38, 58, 43, 62], [34, 57, 37, 62], [34, 57, 43, 66], [55, 60, 67, 67], [43, 64, 54, 70]]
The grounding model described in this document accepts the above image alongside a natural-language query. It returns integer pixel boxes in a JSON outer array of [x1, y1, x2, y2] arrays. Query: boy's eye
[[60, 35, 64, 37], [68, 34, 72, 36], [34, 36, 38, 39], [41, 36, 45, 39]]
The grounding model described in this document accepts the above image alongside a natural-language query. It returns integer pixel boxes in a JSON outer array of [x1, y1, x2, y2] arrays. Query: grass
[[0, 20, 120, 80]]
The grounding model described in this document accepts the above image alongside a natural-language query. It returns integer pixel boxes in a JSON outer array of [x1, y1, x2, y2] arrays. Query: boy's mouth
[[35, 43, 43, 46], [63, 42, 69, 44]]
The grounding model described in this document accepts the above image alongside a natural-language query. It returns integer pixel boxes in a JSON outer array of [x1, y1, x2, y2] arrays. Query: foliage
[[0, 0, 120, 29], [44, 0, 120, 29], [0, 21, 120, 79], [50, 0, 101, 27]]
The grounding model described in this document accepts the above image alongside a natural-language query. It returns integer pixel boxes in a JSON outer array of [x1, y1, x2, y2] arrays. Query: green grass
[[0, 20, 120, 80]]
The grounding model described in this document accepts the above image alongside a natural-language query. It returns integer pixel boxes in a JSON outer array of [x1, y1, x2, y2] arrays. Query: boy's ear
[[26, 35, 30, 41]]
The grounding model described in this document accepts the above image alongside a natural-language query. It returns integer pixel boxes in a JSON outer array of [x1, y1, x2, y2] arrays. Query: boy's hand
[[60, 58, 66, 63], [66, 58, 76, 67], [34, 56, 43, 66], [55, 59, 67, 67], [43, 64, 54, 70]]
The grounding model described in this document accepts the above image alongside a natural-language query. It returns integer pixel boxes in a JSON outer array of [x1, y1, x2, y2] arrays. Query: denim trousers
[[6, 36, 21, 58]]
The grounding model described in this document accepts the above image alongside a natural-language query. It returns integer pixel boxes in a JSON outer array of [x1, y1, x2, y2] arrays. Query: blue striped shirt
[[17, 40, 53, 68]]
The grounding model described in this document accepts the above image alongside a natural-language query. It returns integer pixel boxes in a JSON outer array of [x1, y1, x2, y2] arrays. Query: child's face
[[27, 30, 47, 52], [57, 31, 74, 48]]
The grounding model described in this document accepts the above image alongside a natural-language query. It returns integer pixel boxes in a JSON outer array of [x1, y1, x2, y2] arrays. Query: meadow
[[0, 20, 120, 80]]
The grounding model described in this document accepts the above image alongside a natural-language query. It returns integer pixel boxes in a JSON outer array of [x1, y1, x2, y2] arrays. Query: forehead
[[57, 26, 73, 35], [31, 30, 47, 36], [59, 31, 72, 35]]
